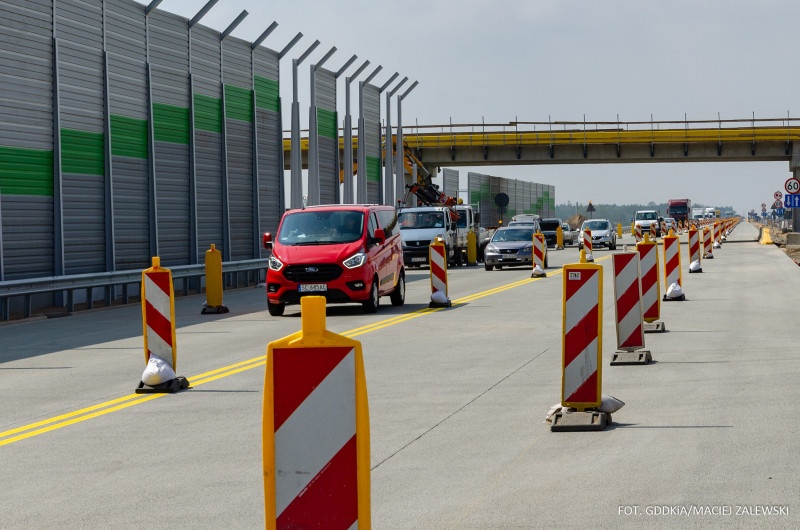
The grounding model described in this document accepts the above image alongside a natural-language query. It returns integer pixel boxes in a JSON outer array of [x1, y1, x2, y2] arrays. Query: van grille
[[284, 264, 342, 282]]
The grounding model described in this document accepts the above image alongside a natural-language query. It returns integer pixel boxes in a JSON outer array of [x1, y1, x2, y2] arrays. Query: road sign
[[776, 208, 785, 216], [784, 193, 800, 208], [774, 191, 783, 200], [772, 200, 783, 209], [785, 177, 800, 194]]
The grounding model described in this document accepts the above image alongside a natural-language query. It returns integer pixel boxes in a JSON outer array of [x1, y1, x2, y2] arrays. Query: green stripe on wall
[[61, 129, 104, 175], [0, 145, 54, 196], [255, 76, 279, 112], [110, 115, 148, 158], [366, 156, 381, 183], [317, 108, 337, 140], [194, 94, 222, 133], [153, 102, 190, 144], [225, 85, 253, 123]]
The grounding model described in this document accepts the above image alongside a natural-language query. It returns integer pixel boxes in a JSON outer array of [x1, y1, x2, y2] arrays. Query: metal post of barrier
[[637, 233, 665, 332], [202, 244, 229, 314], [610, 252, 652, 365], [662, 229, 685, 301], [688, 228, 702, 273], [582, 229, 593, 262], [551, 257, 608, 431], [429, 237, 451, 307], [136, 257, 189, 393], [263, 296, 370, 528], [532, 232, 547, 278]]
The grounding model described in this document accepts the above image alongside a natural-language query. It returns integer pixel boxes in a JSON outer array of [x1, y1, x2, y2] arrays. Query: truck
[[666, 198, 691, 224], [634, 209, 662, 237], [704, 207, 716, 218], [396, 204, 483, 267], [691, 207, 705, 221]]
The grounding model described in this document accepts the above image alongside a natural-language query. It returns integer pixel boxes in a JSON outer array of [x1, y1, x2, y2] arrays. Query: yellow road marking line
[[1, 257, 609, 446]]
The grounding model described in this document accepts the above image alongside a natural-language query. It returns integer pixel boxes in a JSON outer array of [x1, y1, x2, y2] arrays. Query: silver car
[[484, 227, 548, 271], [578, 219, 617, 250]]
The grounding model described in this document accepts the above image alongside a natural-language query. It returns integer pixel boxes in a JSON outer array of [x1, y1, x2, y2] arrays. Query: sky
[[137, 0, 800, 215]]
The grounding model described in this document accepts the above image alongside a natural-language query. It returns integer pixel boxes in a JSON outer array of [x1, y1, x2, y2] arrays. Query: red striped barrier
[[662, 231, 684, 301], [532, 232, 547, 277], [429, 238, 451, 307], [634, 224, 642, 242], [582, 229, 593, 261], [649, 223, 656, 240], [636, 234, 664, 332], [611, 252, 652, 365], [264, 296, 370, 528], [703, 226, 714, 259], [688, 228, 702, 273], [137, 257, 188, 393]]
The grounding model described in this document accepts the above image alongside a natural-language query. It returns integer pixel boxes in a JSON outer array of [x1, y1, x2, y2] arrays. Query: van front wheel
[[362, 278, 379, 313]]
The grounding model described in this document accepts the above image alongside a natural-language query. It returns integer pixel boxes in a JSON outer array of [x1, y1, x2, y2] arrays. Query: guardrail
[[0, 259, 266, 322]]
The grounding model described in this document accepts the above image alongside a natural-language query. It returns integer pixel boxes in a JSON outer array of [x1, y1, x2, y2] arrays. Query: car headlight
[[519, 245, 533, 255], [343, 251, 367, 269], [268, 255, 284, 271], [485, 243, 498, 253]]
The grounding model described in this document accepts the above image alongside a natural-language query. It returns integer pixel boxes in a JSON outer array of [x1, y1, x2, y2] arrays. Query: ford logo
[[306, 266, 319, 273]]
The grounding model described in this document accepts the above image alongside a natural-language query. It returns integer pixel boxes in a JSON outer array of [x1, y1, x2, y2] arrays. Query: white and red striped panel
[[662, 235, 682, 288], [533, 233, 546, 269], [272, 345, 359, 527], [429, 241, 448, 298], [143, 269, 175, 368], [637, 240, 660, 323], [688, 228, 701, 264], [612, 253, 644, 351], [582, 229, 592, 253], [562, 265, 602, 408]]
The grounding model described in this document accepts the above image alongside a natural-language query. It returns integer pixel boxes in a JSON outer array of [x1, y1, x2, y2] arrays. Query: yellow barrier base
[[760, 227, 773, 245]]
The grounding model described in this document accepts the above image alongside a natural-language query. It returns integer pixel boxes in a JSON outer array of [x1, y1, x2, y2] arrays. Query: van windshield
[[636, 212, 657, 221], [277, 210, 365, 245], [398, 211, 445, 229]]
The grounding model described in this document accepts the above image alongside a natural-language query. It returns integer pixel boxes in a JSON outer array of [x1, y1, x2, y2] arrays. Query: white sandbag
[[141, 354, 176, 386], [599, 394, 625, 413], [430, 290, 449, 305], [544, 402, 563, 423], [689, 259, 702, 272], [713, 240, 721, 248], [666, 282, 683, 299], [531, 264, 546, 277]]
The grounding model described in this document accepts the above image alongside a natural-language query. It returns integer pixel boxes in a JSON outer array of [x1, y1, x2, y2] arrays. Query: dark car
[[483, 227, 548, 271], [539, 218, 564, 248]]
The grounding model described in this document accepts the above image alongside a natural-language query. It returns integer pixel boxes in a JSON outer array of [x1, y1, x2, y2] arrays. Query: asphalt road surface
[[1, 221, 798, 529]]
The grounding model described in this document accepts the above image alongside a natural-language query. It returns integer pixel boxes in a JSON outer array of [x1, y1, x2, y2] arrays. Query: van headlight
[[267, 255, 284, 271], [343, 251, 366, 269]]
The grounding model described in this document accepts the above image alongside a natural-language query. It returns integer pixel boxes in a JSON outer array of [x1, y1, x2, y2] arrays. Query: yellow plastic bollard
[[556, 225, 564, 249], [467, 230, 477, 265], [617, 223, 622, 238], [202, 244, 229, 314]]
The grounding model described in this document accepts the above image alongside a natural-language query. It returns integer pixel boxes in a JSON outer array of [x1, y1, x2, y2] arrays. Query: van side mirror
[[372, 228, 386, 246], [262, 232, 272, 250]]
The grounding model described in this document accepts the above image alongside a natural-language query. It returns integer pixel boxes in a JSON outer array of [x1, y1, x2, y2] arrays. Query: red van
[[262, 204, 405, 316]]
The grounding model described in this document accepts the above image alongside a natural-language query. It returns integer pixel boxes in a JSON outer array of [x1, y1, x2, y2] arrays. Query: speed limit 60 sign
[[785, 177, 800, 194]]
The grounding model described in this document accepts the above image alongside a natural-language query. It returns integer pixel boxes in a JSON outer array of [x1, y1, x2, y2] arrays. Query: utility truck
[[666, 198, 691, 224]]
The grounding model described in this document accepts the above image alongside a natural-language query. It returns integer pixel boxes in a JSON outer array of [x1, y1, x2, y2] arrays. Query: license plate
[[411, 256, 427, 262], [298, 283, 327, 293]]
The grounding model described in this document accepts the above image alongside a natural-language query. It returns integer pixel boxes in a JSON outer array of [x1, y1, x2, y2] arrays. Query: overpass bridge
[[285, 116, 800, 171]]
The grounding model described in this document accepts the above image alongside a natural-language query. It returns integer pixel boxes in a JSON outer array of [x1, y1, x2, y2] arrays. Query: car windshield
[[583, 220, 610, 231], [398, 211, 445, 229], [492, 228, 534, 242], [277, 210, 364, 245], [539, 220, 560, 230], [636, 212, 657, 221]]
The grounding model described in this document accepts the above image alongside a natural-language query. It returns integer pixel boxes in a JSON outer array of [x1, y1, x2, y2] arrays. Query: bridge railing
[[0, 259, 266, 322]]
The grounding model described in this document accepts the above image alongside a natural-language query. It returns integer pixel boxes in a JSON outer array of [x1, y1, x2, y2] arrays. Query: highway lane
[[2, 221, 799, 528]]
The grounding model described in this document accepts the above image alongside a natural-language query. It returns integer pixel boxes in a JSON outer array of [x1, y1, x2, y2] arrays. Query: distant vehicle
[[634, 210, 662, 237], [561, 222, 577, 245], [667, 198, 691, 224], [262, 204, 405, 316], [538, 218, 564, 248], [483, 226, 547, 271], [664, 217, 677, 233], [578, 219, 617, 250], [691, 207, 705, 220], [704, 207, 716, 219]]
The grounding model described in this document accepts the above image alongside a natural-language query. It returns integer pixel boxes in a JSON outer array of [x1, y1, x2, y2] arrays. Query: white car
[[664, 217, 677, 233], [578, 219, 617, 250]]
